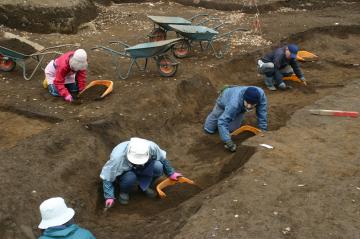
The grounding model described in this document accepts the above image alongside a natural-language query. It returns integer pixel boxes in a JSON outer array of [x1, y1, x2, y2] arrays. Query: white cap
[[38, 197, 75, 229], [69, 49, 88, 71], [127, 137, 150, 165]]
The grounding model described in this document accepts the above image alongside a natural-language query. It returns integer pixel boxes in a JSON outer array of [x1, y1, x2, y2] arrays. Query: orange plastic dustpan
[[156, 177, 195, 198], [230, 125, 263, 136], [79, 80, 113, 98], [282, 74, 307, 85], [297, 50, 318, 62]]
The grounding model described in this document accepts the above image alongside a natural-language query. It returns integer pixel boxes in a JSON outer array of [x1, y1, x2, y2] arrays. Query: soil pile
[[0, 39, 37, 55], [78, 85, 108, 101]]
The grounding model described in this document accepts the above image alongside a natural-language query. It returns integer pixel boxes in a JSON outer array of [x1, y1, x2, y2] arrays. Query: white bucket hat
[[69, 49, 88, 71], [127, 137, 150, 165], [38, 197, 75, 229]]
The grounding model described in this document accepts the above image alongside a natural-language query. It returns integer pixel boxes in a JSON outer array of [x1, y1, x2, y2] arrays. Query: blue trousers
[[118, 160, 164, 193], [204, 103, 244, 134], [258, 62, 293, 86], [48, 83, 78, 97]]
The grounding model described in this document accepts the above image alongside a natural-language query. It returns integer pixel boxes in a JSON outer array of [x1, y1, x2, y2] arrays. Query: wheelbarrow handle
[[188, 13, 209, 22], [213, 22, 226, 30], [109, 41, 131, 48], [38, 43, 81, 53], [214, 27, 249, 40], [91, 45, 129, 57], [198, 17, 221, 26]]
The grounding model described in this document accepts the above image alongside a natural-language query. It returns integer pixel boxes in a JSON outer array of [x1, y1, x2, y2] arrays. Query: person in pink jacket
[[44, 49, 88, 102]]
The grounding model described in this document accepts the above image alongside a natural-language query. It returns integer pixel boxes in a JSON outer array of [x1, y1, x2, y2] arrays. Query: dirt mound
[[0, 0, 97, 33], [175, 74, 217, 122]]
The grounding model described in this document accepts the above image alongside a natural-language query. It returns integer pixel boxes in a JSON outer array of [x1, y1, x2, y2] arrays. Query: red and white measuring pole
[[309, 109, 359, 118]]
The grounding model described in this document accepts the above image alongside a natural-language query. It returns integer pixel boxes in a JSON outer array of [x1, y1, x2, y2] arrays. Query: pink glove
[[105, 198, 114, 208], [64, 94, 73, 102], [169, 172, 182, 181]]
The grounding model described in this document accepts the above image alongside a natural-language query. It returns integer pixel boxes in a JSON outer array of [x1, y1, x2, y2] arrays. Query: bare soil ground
[[0, 1, 360, 238]]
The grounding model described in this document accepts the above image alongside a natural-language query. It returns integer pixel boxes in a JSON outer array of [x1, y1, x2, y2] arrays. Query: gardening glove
[[169, 172, 182, 181], [224, 140, 237, 152], [105, 198, 114, 208], [64, 94, 73, 102], [300, 76, 307, 85]]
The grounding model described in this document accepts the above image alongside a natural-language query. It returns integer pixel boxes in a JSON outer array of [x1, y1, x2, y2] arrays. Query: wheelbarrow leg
[[20, 55, 45, 81], [134, 58, 148, 72], [149, 28, 167, 42]]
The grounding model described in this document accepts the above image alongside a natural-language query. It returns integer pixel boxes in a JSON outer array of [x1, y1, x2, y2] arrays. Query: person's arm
[[54, 66, 71, 98], [290, 59, 304, 79], [102, 180, 115, 199], [218, 106, 237, 143], [159, 157, 175, 176], [76, 69, 87, 92], [256, 93, 268, 131]]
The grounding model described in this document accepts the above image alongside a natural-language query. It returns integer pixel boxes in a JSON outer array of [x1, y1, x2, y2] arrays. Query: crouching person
[[38, 197, 95, 239], [257, 44, 306, 90], [100, 137, 182, 207], [204, 86, 268, 152], [44, 49, 88, 102]]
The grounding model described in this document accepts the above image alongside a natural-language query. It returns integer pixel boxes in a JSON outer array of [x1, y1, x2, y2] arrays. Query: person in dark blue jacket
[[257, 44, 306, 90], [38, 197, 95, 239], [204, 86, 267, 152]]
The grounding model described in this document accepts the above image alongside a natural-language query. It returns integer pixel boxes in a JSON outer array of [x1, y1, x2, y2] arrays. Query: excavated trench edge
[[0, 105, 62, 123]]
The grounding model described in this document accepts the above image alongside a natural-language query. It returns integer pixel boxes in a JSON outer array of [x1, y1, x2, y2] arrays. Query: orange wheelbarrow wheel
[[0, 54, 16, 72]]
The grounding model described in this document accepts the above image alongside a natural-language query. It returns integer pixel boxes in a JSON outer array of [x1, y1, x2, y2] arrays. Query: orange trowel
[[78, 80, 113, 98], [297, 50, 318, 62], [230, 125, 263, 136], [156, 177, 195, 198]]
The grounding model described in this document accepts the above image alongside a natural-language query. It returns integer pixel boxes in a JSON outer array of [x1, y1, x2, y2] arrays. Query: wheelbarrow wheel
[[0, 54, 16, 72], [172, 40, 191, 58], [149, 28, 166, 42], [157, 56, 178, 77]]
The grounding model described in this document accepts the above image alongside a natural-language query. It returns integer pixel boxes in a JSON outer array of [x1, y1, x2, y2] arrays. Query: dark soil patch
[[78, 85, 108, 101]]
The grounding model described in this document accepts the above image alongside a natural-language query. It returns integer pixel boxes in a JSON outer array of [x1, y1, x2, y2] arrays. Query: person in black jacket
[[257, 44, 306, 90]]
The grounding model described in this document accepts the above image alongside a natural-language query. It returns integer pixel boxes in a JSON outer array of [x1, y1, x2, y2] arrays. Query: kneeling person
[[100, 137, 182, 207], [44, 49, 88, 102], [204, 86, 268, 152]]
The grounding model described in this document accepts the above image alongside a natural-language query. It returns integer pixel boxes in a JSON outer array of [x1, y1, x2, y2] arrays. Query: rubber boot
[[119, 192, 129, 205], [264, 77, 276, 91], [143, 188, 157, 198], [278, 82, 287, 90]]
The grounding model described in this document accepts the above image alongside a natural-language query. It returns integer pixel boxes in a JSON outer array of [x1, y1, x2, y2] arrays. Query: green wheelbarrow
[[92, 38, 182, 79], [0, 44, 79, 80]]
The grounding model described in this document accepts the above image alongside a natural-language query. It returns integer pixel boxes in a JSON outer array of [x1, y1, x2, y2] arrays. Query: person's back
[[39, 224, 95, 239]]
